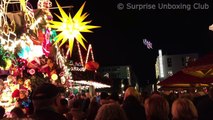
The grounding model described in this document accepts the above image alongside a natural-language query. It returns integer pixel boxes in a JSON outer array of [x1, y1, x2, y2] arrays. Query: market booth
[[158, 52, 213, 92], [158, 71, 209, 91], [0, 0, 106, 116], [182, 52, 213, 84]]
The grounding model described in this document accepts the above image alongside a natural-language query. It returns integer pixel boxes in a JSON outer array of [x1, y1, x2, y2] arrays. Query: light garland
[[37, 0, 52, 9], [76, 41, 84, 66], [55, 44, 73, 82], [74, 80, 110, 89], [85, 44, 95, 64], [70, 66, 85, 72], [30, 17, 42, 30], [0, 0, 104, 96]]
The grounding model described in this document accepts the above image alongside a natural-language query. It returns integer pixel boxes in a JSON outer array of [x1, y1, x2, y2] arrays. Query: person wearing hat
[[16, 88, 31, 115], [30, 83, 68, 120]]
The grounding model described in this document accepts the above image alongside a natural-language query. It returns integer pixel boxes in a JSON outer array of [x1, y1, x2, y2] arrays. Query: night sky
[[29, 0, 213, 85]]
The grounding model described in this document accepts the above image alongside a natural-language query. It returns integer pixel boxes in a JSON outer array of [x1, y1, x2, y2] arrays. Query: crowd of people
[[0, 83, 212, 120]]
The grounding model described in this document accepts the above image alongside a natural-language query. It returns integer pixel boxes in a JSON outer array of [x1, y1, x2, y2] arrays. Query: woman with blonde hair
[[144, 94, 170, 120], [122, 87, 146, 120], [171, 98, 198, 120], [95, 103, 128, 120], [124, 87, 140, 100]]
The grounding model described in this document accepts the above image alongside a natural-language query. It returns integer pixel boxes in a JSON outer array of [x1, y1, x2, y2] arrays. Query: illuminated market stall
[[0, 0, 110, 115]]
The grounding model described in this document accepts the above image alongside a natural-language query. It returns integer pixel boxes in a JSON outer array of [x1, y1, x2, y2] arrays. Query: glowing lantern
[[85, 61, 99, 71], [12, 89, 20, 98], [51, 73, 58, 81]]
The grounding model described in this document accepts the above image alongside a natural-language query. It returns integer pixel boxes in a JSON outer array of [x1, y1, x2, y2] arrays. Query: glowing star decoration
[[48, 1, 101, 56], [20, 0, 27, 12], [143, 39, 153, 49]]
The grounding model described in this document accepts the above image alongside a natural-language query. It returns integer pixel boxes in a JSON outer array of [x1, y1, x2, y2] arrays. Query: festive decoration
[[143, 39, 153, 49], [37, 0, 52, 9], [12, 89, 20, 98], [85, 44, 95, 64], [0, 0, 110, 116], [16, 41, 31, 59], [4, 59, 12, 70], [42, 28, 52, 56], [28, 69, 35, 75], [20, 0, 27, 12], [0, 46, 17, 70], [51, 73, 58, 81], [85, 61, 99, 71], [48, 1, 100, 56]]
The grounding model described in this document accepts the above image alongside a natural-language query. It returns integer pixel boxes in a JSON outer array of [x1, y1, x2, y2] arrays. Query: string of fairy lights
[[0, 0, 109, 90], [0, 0, 108, 115]]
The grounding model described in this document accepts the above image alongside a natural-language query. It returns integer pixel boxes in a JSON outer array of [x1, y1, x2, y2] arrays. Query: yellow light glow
[[51, 74, 58, 81], [75, 80, 111, 88], [48, 1, 101, 56], [5, 59, 12, 70], [20, 0, 27, 12]]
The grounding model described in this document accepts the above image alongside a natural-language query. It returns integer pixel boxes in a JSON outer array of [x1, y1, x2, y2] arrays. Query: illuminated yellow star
[[20, 0, 27, 12], [48, 1, 101, 56]]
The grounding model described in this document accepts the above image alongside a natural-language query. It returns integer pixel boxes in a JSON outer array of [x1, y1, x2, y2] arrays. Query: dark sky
[[29, 0, 213, 84]]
